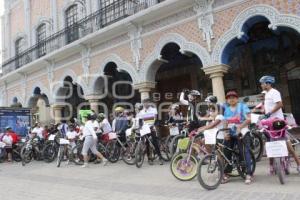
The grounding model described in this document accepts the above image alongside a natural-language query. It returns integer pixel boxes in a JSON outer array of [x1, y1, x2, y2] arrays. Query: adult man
[[32, 123, 44, 140], [114, 107, 129, 143], [223, 91, 253, 184], [179, 89, 203, 132], [138, 98, 163, 165], [81, 114, 107, 168], [260, 75, 300, 173]]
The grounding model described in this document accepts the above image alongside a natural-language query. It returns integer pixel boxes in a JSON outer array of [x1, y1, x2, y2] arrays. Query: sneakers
[[245, 175, 252, 185], [102, 158, 108, 166], [159, 158, 164, 165], [148, 160, 154, 165], [81, 163, 88, 168]]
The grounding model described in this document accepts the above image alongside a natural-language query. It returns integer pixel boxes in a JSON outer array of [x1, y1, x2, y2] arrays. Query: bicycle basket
[[177, 138, 190, 151]]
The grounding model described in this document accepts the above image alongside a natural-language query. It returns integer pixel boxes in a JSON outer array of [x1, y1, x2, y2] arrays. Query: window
[[100, 0, 128, 26], [37, 23, 47, 57], [15, 38, 25, 68], [66, 5, 79, 43]]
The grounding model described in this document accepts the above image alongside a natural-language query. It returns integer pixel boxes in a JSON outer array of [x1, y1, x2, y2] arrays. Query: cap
[[226, 91, 238, 99]]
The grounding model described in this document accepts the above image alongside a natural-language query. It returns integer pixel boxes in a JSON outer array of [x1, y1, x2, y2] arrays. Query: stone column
[[203, 64, 230, 103], [51, 105, 64, 124], [51, 0, 58, 32], [88, 99, 99, 114], [134, 82, 156, 102]]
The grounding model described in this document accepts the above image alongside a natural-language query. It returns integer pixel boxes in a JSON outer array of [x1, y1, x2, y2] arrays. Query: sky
[[0, 0, 3, 72]]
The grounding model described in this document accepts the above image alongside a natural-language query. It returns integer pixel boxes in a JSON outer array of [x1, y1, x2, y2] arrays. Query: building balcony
[[1, 0, 165, 75]]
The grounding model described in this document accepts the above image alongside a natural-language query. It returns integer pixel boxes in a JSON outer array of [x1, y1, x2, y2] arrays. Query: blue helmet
[[259, 76, 275, 84]]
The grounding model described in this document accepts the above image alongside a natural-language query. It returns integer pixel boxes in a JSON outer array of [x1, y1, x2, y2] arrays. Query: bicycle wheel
[[105, 140, 120, 163], [12, 147, 22, 162], [21, 146, 32, 166], [71, 143, 84, 165], [121, 141, 136, 165], [274, 157, 285, 184], [236, 150, 256, 179], [170, 135, 184, 156], [197, 154, 223, 190], [135, 141, 145, 168], [251, 132, 264, 162], [42, 144, 57, 163], [160, 137, 171, 162], [170, 152, 198, 181], [166, 135, 174, 155], [56, 146, 64, 168]]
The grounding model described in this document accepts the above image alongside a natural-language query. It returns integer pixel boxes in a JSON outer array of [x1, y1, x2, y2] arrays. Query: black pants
[[146, 129, 162, 159], [223, 133, 253, 175]]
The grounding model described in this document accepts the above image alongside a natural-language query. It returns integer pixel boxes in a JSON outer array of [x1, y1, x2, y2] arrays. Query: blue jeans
[[223, 133, 253, 175]]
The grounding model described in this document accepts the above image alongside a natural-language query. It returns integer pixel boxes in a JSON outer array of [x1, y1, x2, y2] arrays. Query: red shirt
[[7, 131, 20, 144]]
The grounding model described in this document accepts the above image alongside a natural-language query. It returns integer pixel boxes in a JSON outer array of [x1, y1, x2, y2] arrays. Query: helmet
[[259, 76, 275, 84], [97, 113, 106, 120], [5, 126, 12, 130], [272, 120, 286, 130], [205, 95, 218, 104], [114, 106, 124, 113], [135, 103, 143, 110], [189, 90, 201, 96]]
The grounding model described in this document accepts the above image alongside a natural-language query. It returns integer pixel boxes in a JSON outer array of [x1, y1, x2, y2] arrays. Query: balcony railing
[[1, 0, 164, 75]]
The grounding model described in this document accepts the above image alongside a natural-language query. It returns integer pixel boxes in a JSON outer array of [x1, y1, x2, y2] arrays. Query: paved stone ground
[[0, 158, 300, 200]]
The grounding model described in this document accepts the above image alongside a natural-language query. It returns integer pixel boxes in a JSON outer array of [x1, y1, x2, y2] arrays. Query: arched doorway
[[55, 76, 88, 120], [222, 16, 300, 123], [149, 42, 211, 135], [28, 87, 50, 124], [93, 62, 140, 117]]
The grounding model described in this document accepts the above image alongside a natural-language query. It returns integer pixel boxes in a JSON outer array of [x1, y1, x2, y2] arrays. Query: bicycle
[[105, 132, 136, 165], [197, 128, 256, 190], [71, 136, 107, 165], [21, 137, 44, 166], [170, 130, 208, 181], [260, 118, 290, 185], [134, 124, 159, 168], [42, 131, 61, 163]]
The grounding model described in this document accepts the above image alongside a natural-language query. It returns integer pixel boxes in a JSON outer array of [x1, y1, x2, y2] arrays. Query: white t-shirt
[[264, 88, 284, 119], [100, 118, 112, 134], [83, 120, 97, 139], [93, 121, 100, 132], [66, 131, 78, 140], [214, 115, 225, 139], [2, 135, 13, 146], [32, 127, 44, 139]]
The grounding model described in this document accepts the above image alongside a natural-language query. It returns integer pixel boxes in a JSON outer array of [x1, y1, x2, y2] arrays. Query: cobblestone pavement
[[0, 158, 299, 200]]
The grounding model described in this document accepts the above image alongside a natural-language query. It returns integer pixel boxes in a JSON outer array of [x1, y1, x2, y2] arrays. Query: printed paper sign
[[169, 127, 179, 136], [265, 141, 288, 158], [251, 114, 261, 124], [204, 128, 218, 145], [140, 124, 151, 136]]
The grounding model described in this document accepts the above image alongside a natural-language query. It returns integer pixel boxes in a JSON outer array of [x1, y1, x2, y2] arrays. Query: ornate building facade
[[1, 0, 300, 124]]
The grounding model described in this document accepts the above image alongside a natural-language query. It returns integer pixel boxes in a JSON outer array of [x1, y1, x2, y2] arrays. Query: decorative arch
[[211, 4, 300, 65], [94, 54, 139, 84], [51, 69, 88, 98], [11, 96, 24, 106], [140, 33, 211, 83], [26, 82, 52, 105]]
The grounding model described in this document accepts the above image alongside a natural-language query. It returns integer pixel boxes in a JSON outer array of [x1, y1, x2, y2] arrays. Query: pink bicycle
[[260, 118, 290, 184]]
